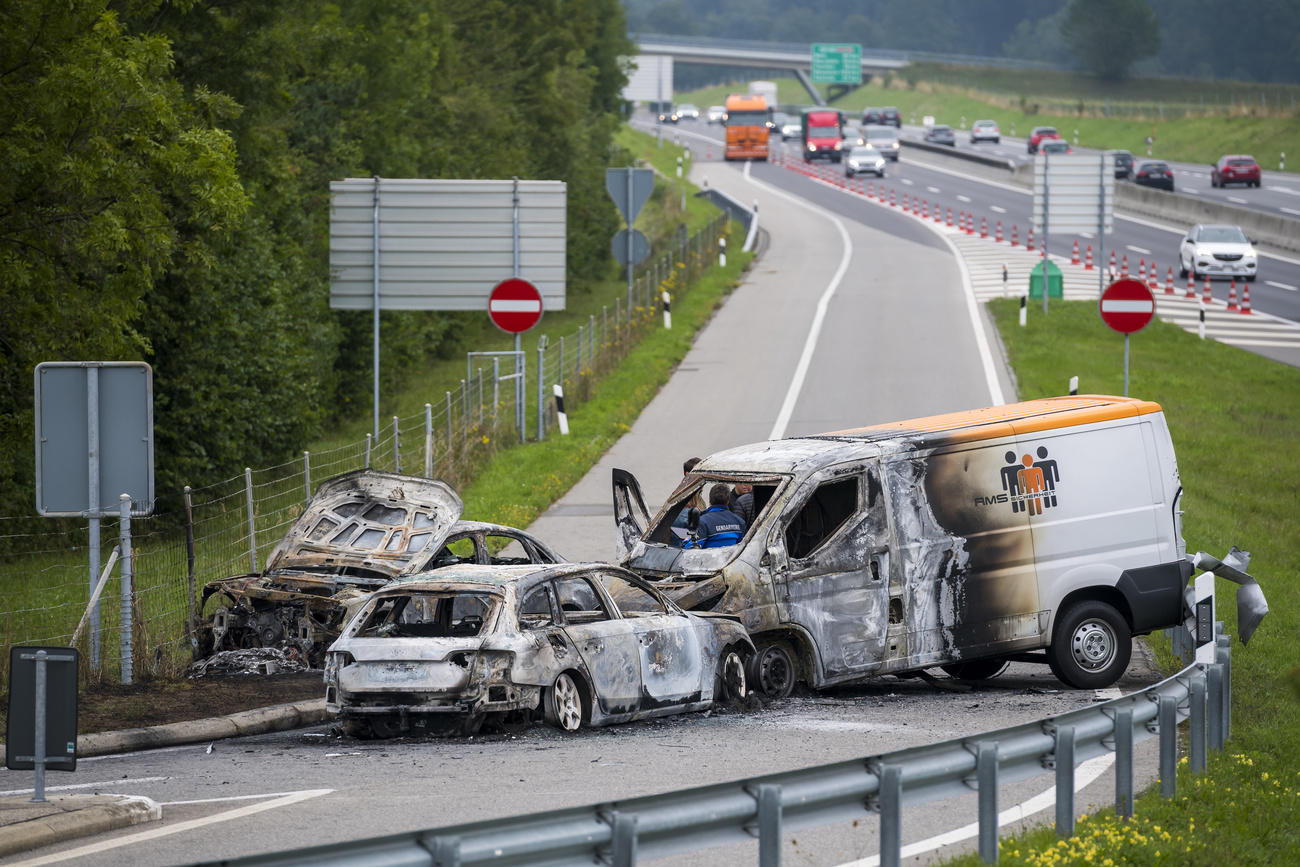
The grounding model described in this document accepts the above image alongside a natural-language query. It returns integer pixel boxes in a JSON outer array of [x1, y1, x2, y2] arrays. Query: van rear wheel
[[1048, 601, 1131, 689]]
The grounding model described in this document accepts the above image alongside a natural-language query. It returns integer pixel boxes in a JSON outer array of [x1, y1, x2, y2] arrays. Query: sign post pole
[[627, 168, 635, 311], [86, 368, 100, 668], [31, 650, 47, 803], [372, 177, 381, 440], [1042, 150, 1050, 315], [1124, 334, 1131, 397]]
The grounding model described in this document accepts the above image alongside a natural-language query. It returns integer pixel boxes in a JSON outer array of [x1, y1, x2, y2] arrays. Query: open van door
[[612, 469, 651, 561]]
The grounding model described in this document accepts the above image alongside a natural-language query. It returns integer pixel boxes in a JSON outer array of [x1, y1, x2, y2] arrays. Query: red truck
[[801, 109, 844, 163]]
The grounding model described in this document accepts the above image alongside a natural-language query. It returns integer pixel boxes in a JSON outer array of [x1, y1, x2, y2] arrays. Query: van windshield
[[645, 475, 783, 547]]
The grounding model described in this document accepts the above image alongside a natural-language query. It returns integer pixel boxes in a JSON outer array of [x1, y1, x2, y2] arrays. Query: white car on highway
[[844, 145, 887, 178], [969, 119, 1000, 144], [706, 105, 726, 124], [1178, 224, 1258, 282]]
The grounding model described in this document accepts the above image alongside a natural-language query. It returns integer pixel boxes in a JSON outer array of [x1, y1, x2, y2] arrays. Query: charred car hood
[[264, 470, 463, 579]]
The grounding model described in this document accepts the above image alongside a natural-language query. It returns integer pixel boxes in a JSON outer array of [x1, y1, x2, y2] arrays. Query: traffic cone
[[1121, 254, 1129, 278], [1071, 240, 1080, 265], [947, 207, 954, 227], [1109, 249, 1118, 273], [1011, 224, 1019, 247], [1241, 281, 1253, 314], [1202, 274, 1212, 304], [917, 197, 925, 216], [932, 203, 940, 222], [1085, 244, 1094, 269], [1165, 267, 1174, 295], [1227, 279, 1238, 310], [996, 220, 1004, 242], [968, 212, 976, 235], [1138, 258, 1146, 282], [867, 181, 874, 198], [1148, 261, 1159, 293], [980, 216, 988, 238], [1185, 272, 1196, 298], [1027, 227, 1035, 251]]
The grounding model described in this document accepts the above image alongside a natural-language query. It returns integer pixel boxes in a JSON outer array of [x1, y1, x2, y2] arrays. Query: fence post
[[184, 486, 197, 651], [303, 451, 311, 504], [445, 392, 452, 453], [976, 742, 998, 863], [1054, 725, 1075, 836], [365, 434, 372, 468], [244, 467, 257, 572], [392, 416, 401, 473], [878, 764, 902, 867], [588, 314, 595, 370], [424, 403, 434, 478], [1189, 670, 1207, 773], [755, 784, 782, 867], [536, 337, 547, 442], [576, 325, 584, 376], [1158, 694, 1177, 798], [118, 493, 133, 685], [1114, 707, 1134, 819]]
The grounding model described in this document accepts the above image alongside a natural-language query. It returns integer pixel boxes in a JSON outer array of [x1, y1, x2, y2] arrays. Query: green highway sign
[[811, 43, 862, 84]]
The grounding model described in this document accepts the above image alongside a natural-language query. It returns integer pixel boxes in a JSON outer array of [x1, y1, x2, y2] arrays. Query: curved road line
[[739, 160, 855, 440]]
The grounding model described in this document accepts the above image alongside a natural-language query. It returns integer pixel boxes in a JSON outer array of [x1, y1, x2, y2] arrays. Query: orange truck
[[723, 93, 771, 161]]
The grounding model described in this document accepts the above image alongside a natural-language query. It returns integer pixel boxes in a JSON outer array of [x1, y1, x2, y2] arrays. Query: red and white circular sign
[[487, 278, 543, 334], [1099, 279, 1155, 334]]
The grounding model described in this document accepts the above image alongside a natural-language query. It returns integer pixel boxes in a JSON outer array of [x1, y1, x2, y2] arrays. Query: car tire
[[1047, 600, 1131, 690], [748, 642, 797, 699], [1246, 275, 1256, 282], [545, 671, 585, 732], [994, 137, 1000, 144], [941, 658, 1010, 680], [1179, 261, 1188, 279], [714, 645, 750, 703]]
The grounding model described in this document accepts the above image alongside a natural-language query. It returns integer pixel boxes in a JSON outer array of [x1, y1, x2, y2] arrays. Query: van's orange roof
[[821, 395, 1162, 443], [725, 94, 767, 108]]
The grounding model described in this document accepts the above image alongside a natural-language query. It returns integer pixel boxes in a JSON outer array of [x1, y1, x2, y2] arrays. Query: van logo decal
[[978, 447, 1061, 514]]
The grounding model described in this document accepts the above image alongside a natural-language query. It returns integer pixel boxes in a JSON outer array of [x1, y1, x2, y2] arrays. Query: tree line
[[0, 0, 632, 524]]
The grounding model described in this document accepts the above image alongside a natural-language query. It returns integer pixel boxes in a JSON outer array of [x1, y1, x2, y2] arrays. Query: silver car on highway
[[325, 562, 753, 738], [864, 125, 900, 161], [1178, 224, 1258, 282]]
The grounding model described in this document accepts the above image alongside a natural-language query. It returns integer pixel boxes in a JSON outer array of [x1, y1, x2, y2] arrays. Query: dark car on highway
[[1134, 160, 1174, 191], [924, 124, 956, 146], [862, 107, 884, 125], [1211, 154, 1261, 188], [880, 107, 901, 127], [1113, 150, 1134, 179]]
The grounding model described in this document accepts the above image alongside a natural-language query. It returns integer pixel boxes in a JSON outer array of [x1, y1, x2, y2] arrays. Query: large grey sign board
[[605, 168, 655, 225], [329, 178, 567, 312], [1032, 154, 1115, 235], [34, 362, 154, 517], [621, 54, 673, 104]]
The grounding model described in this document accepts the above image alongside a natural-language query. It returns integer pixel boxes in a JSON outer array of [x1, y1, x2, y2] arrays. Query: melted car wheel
[[546, 672, 584, 732], [750, 643, 796, 699], [714, 647, 749, 703]]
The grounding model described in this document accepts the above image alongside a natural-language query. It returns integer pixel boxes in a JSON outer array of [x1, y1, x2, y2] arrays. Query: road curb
[[0, 698, 328, 764], [0, 794, 160, 858]]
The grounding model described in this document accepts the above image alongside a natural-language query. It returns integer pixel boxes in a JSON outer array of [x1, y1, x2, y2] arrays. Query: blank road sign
[[34, 362, 154, 516]]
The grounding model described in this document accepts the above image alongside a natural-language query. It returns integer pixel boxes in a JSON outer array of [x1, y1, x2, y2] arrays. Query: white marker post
[[662, 291, 672, 329], [1069, 375, 1079, 395], [553, 384, 569, 435], [719, 237, 727, 267], [1019, 295, 1027, 327]]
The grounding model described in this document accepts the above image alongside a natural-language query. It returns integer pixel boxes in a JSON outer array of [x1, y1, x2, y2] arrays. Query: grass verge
[[939, 299, 1300, 865]]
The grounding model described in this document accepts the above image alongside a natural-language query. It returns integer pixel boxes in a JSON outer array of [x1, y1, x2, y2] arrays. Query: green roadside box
[[1028, 259, 1063, 298]]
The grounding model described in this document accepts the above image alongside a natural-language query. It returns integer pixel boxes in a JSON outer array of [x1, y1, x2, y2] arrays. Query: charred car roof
[[381, 562, 621, 594]]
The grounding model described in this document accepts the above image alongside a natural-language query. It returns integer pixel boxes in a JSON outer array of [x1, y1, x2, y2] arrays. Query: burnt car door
[[599, 571, 706, 706], [766, 462, 892, 679], [554, 574, 643, 715], [612, 469, 652, 560]]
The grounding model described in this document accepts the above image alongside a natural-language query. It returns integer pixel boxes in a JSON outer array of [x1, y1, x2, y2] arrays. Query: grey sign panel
[[611, 228, 651, 266], [5, 647, 79, 771], [329, 178, 567, 312], [605, 168, 656, 225], [34, 362, 154, 517], [1032, 154, 1115, 235]]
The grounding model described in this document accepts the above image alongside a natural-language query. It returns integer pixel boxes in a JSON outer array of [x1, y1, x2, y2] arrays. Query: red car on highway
[[1211, 155, 1261, 188], [1027, 126, 1061, 154]]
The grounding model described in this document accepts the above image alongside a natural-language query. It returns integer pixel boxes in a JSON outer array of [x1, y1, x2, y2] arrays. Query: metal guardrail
[[695, 188, 759, 252], [900, 136, 1016, 171], [218, 627, 1232, 867]]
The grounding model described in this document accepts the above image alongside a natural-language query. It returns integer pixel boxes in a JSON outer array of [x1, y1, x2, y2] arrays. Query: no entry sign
[[1099, 279, 1155, 334], [487, 278, 543, 334]]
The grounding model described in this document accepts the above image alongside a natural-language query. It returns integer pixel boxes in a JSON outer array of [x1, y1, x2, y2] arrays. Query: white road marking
[[1269, 186, 1297, 195], [1266, 280, 1298, 291], [77, 745, 194, 763], [835, 755, 1114, 867], [1183, 187, 1199, 194], [957, 194, 972, 202], [1227, 196, 1248, 204], [990, 205, 1007, 213], [1126, 245, 1151, 254], [7, 788, 334, 866], [1281, 207, 1300, 216], [161, 790, 329, 806], [0, 777, 167, 797], [902, 178, 915, 186], [742, 161, 854, 441], [926, 186, 941, 193]]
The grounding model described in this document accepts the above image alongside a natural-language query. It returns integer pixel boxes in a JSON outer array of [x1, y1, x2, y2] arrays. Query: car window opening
[[786, 477, 859, 560], [356, 592, 496, 639], [644, 477, 780, 546], [555, 576, 611, 624]]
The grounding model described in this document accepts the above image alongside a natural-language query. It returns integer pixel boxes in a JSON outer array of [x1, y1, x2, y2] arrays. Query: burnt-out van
[[612, 396, 1193, 696]]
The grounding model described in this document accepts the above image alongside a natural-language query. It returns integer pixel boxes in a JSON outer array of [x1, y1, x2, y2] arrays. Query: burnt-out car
[[195, 471, 562, 666], [324, 563, 753, 737]]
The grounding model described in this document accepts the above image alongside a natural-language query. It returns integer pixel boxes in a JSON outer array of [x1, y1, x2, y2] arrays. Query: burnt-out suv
[[195, 470, 561, 666]]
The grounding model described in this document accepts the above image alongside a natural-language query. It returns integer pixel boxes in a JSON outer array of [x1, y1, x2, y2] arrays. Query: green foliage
[[0, 0, 633, 523], [1062, 0, 1160, 81]]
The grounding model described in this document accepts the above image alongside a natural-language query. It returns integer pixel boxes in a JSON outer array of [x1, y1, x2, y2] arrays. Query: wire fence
[[0, 214, 730, 691]]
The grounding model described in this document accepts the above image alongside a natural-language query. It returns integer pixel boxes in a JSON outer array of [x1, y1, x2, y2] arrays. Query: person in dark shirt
[[686, 484, 746, 548], [672, 457, 705, 532], [729, 482, 754, 527]]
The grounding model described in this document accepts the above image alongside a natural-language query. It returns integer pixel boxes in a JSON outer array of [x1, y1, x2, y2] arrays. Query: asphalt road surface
[[0, 121, 1176, 867]]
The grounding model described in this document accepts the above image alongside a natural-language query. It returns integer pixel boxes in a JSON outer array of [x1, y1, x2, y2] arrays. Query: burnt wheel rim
[[722, 651, 747, 700], [1070, 618, 1117, 672], [553, 674, 582, 731], [758, 645, 793, 696]]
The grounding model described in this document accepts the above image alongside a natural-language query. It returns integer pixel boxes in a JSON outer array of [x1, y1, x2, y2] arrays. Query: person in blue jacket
[[685, 484, 747, 548]]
